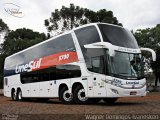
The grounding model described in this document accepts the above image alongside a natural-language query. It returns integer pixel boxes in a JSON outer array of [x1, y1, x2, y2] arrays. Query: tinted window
[[91, 56, 105, 74], [56, 65, 81, 79], [4, 34, 76, 76], [84, 48, 108, 74], [98, 24, 139, 49], [75, 26, 102, 73], [24, 34, 76, 62], [21, 65, 81, 84], [75, 26, 101, 47]]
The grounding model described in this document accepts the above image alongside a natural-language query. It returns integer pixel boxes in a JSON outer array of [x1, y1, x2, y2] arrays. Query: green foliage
[[134, 24, 160, 50], [0, 19, 9, 32], [1, 28, 46, 56], [0, 28, 47, 87], [0, 18, 9, 88], [134, 24, 160, 86], [44, 4, 122, 36]]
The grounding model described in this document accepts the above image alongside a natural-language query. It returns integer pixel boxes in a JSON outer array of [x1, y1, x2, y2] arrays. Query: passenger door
[[91, 56, 106, 97]]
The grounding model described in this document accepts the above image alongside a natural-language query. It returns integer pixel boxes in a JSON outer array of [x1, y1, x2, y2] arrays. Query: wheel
[[103, 98, 118, 104], [59, 87, 73, 104], [73, 85, 88, 104], [17, 89, 23, 101], [88, 98, 101, 104], [11, 90, 17, 101]]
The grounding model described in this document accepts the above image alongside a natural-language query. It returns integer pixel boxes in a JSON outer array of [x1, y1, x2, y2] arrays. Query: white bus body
[[3, 23, 155, 104]]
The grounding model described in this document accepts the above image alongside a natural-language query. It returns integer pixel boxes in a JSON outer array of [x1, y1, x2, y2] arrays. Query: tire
[[59, 87, 73, 104], [17, 89, 23, 101], [88, 98, 101, 104], [11, 90, 17, 101], [73, 85, 88, 104], [103, 98, 118, 104]]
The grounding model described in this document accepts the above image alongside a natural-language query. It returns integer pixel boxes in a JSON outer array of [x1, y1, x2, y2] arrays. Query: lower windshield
[[110, 51, 144, 79]]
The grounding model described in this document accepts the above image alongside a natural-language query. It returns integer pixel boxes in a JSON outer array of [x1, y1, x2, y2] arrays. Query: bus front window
[[109, 51, 144, 79]]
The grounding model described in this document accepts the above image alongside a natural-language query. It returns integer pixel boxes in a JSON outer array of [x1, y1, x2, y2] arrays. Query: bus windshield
[[109, 51, 144, 79], [98, 24, 139, 49]]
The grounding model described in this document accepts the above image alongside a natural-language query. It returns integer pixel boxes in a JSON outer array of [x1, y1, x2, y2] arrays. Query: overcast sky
[[0, 0, 160, 34]]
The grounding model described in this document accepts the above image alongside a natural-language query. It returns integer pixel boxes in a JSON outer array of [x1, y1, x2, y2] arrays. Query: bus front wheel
[[60, 87, 73, 104]]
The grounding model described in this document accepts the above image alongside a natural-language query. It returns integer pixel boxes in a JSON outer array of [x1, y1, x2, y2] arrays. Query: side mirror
[[140, 48, 156, 61]]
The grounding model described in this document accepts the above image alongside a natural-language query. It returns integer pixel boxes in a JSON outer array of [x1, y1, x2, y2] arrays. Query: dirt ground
[[0, 92, 160, 120]]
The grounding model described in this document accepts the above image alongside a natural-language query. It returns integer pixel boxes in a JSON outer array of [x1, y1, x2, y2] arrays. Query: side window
[[7, 33, 76, 77], [75, 26, 104, 74], [75, 26, 101, 47], [49, 67, 56, 80], [84, 48, 106, 74], [20, 65, 81, 84], [21, 72, 39, 84], [56, 66, 67, 80], [63, 65, 81, 78], [56, 65, 81, 79], [91, 56, 105, 74]]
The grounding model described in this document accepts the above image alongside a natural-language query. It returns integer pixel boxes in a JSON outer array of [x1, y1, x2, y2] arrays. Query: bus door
[[91, 56, 106, 97], [92, 74, 106, 97]]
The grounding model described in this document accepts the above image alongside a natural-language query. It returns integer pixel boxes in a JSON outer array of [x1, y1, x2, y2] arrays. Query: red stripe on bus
[[32, 51, 78, 71]]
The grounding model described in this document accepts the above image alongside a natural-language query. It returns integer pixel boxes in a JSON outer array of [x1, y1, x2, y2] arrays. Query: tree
[[44, 4, 122, 36], [134, 24, 160, 87], [0, 19, 9, 33], [1, 28, 46, 56], [0, 28, 47, 88], [0, 19, 9, 88]]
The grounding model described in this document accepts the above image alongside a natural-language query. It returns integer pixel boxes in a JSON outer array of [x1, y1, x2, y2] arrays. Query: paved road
[[0, 92, 160, 120]]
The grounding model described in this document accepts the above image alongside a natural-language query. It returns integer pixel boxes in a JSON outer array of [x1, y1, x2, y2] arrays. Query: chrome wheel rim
[[77, 89, 88, 101], [63, 90, 72, 102]]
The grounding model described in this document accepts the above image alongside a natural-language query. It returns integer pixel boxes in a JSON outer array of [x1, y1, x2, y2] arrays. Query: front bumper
[[106, 84, 146, 97]]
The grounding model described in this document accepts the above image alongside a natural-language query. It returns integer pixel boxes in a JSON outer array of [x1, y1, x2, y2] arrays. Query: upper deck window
[[5, 33, 75, 68], [98, 24, 139, 49], [75, 26, 101, 47]]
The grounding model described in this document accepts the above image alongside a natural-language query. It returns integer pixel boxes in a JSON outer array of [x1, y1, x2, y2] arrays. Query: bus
[[3, 23, 156, 104]]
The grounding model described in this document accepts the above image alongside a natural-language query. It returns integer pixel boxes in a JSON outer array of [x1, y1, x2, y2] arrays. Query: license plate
[[130, 91, 137, 95]]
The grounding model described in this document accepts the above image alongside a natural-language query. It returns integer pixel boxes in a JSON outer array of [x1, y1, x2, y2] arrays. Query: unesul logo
[[15, 58, 42, 73], [4, 3, 25, 18]]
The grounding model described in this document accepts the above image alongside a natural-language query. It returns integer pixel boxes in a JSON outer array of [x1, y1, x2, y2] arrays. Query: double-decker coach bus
[[3, 23, 156, 104]]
